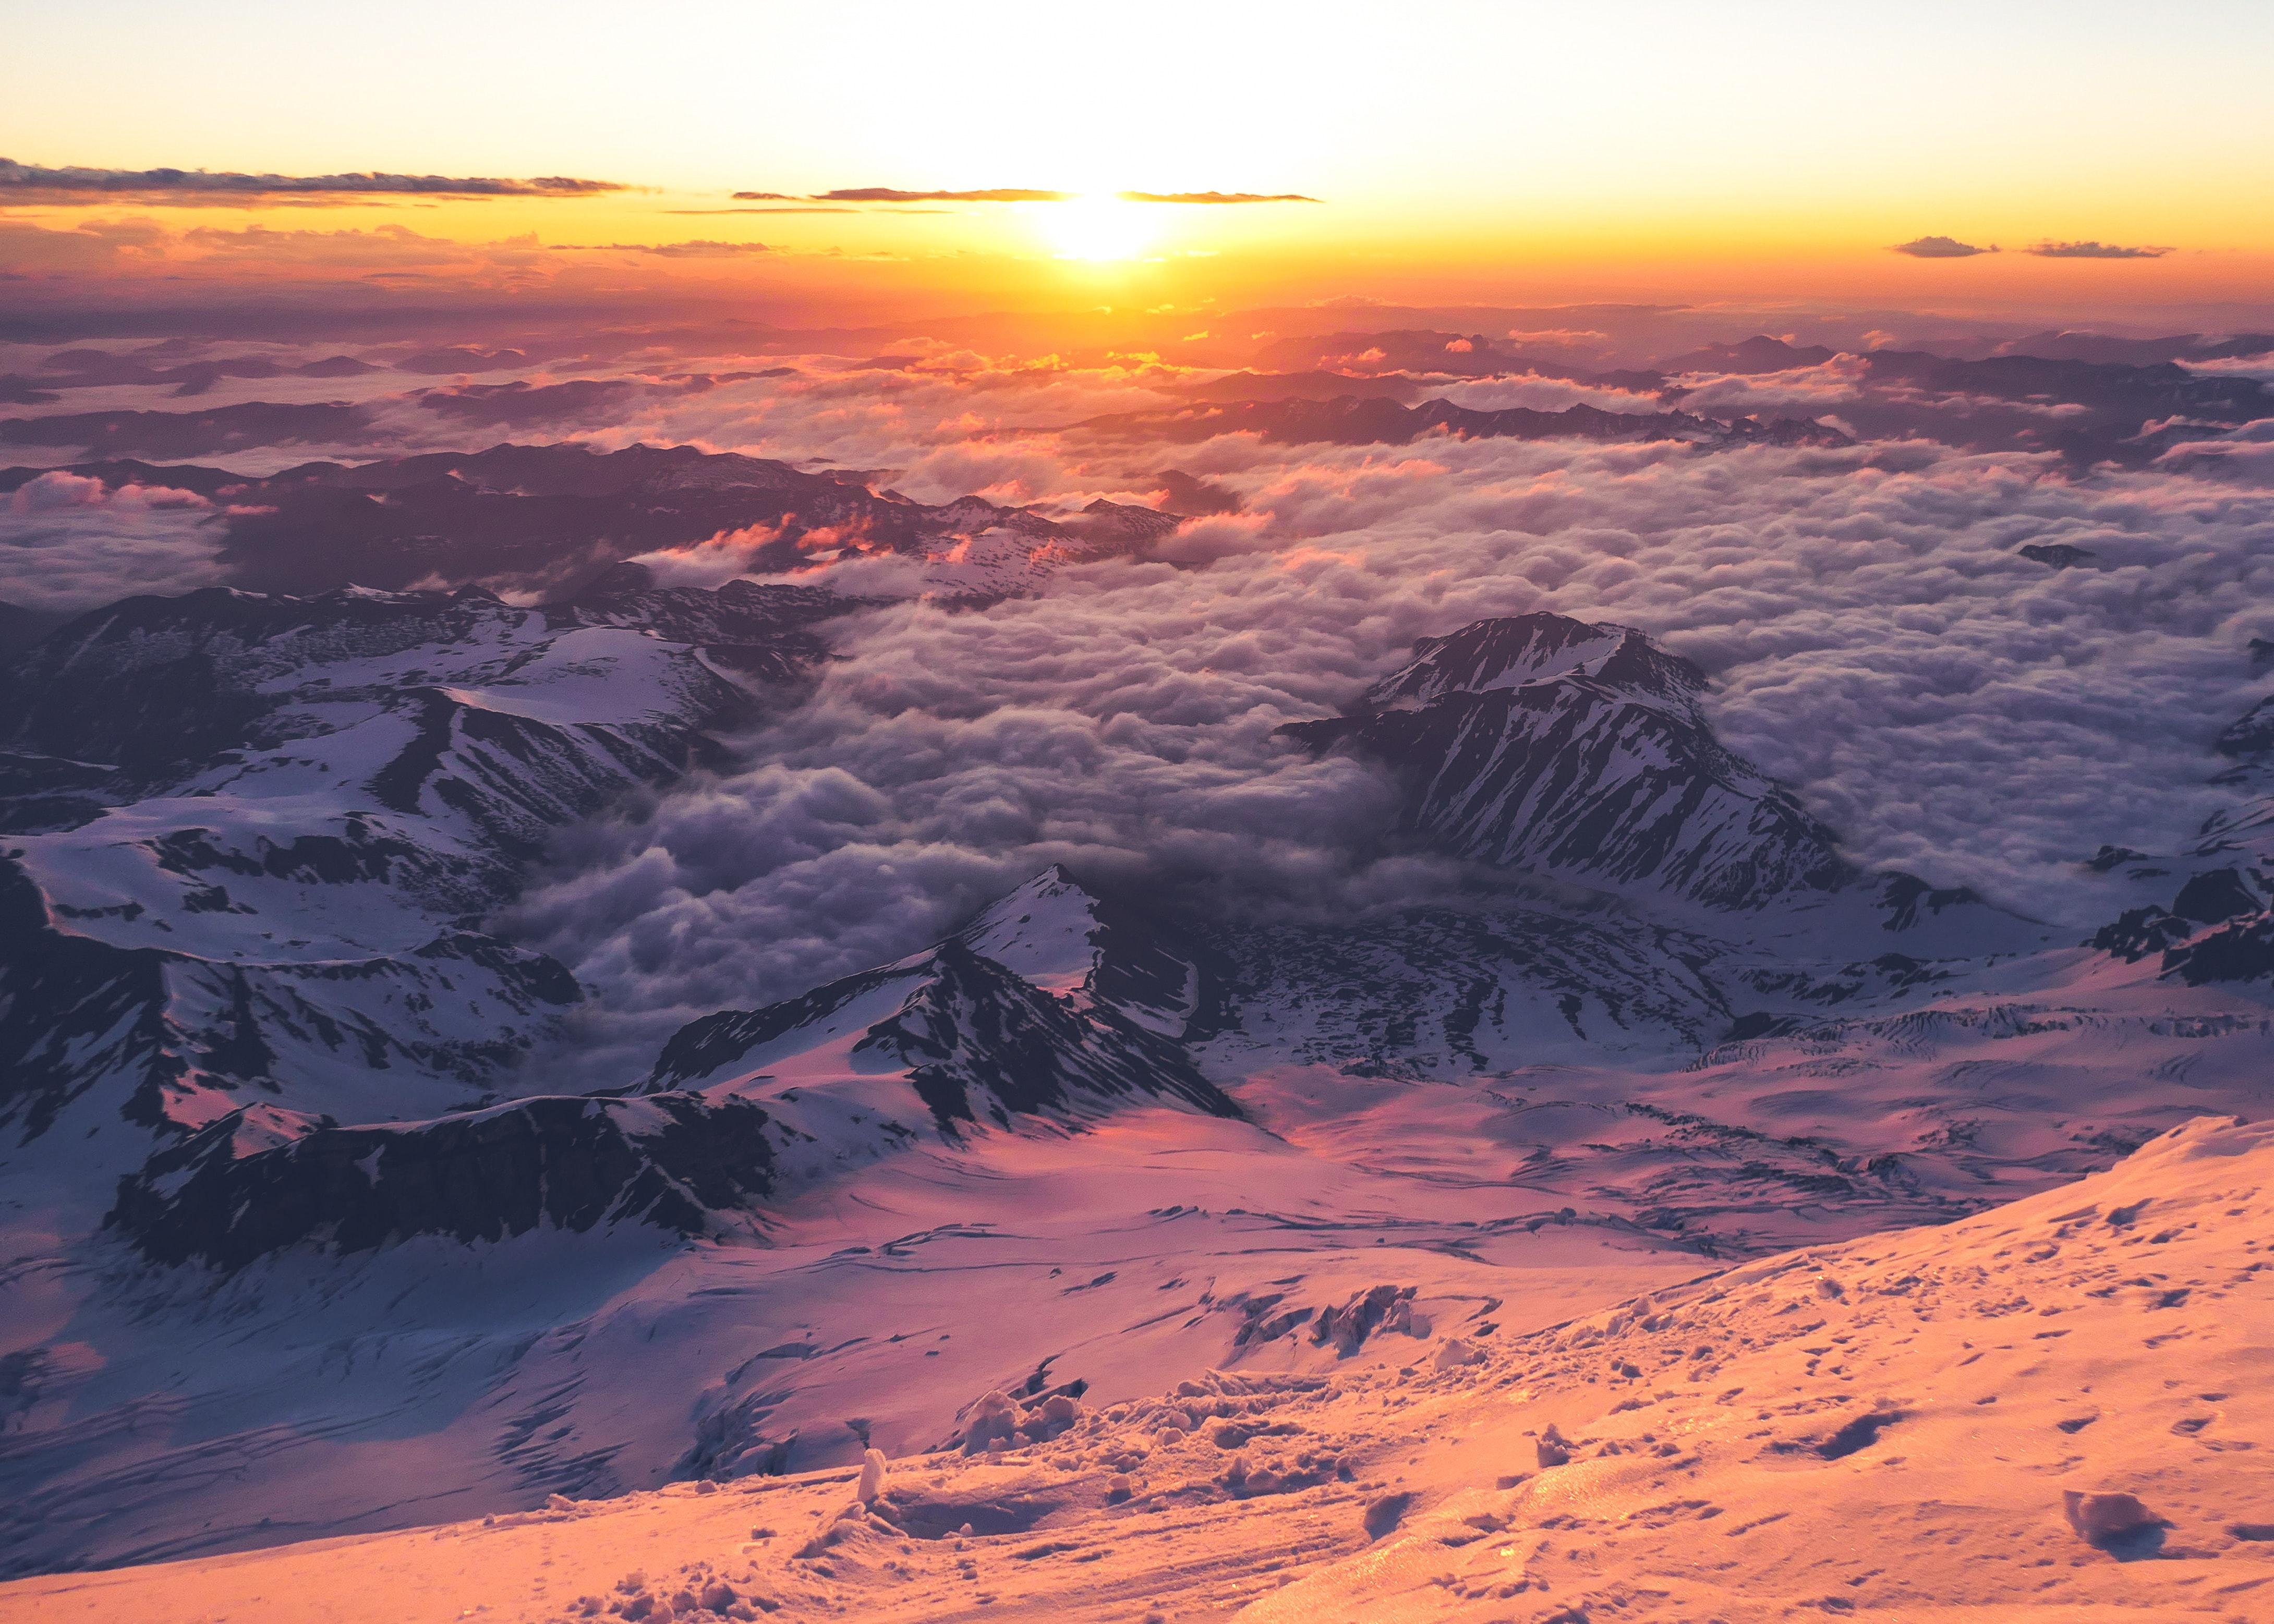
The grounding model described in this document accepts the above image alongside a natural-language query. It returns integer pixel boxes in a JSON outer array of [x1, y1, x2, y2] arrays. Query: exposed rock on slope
[[651, 868, 1240, 1134], [1283, 614, 1962, 915], [2087, 685, 2274, 984], [106, 1092, 778, 1271], [1076, 394, 1848, 452]]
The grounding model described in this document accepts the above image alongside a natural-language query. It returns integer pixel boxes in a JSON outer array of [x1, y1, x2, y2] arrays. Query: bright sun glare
[[1041, 194, 1156, 261]]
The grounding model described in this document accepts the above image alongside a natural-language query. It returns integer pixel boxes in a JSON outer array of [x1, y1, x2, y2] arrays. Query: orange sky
[[5, 1, 2272, 325]]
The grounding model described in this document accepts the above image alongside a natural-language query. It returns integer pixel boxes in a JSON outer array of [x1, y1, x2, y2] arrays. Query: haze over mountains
[[1, 301, 2272, 1620]]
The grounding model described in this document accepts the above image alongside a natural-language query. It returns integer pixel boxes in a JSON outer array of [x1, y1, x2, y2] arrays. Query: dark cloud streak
[[1891, 236, 1997, 258], [2025, 240, 2174, 259], [749, 187, 1321, 205], [1118, 190, 1319, 203], [818, 187, 1072, 203], [0, 157, 624, 198], [553, 240, 771, 258]]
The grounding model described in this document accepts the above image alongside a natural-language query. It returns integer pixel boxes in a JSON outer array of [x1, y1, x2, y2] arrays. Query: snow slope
[[12, 1114, 2265, 1622], [5, 598, 2272, 1587]]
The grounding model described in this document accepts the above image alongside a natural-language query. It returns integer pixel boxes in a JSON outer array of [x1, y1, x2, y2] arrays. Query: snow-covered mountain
[[4, 586, 2271, 1583], [634, 868, 1240, 1190], [2079, 689, 2274, 983], [1280, 614, 2038, 958], [0, 572, 841, 1192]]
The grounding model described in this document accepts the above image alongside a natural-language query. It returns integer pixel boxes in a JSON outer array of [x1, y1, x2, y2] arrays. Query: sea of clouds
[[5, 329, 2270, 1084], [504, 392, 2274, 1080]]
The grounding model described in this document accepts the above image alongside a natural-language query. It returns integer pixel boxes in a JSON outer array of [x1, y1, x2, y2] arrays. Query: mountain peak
[[1361, 614, 1703, 714], [955, 865, 1106, 992]]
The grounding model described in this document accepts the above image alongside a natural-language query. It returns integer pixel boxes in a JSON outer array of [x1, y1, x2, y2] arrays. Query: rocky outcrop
[[107, 1092, 778, 1270]]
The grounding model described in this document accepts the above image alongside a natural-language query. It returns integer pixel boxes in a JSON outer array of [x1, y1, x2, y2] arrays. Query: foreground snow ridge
[[14, 1113, 2269, 1622]]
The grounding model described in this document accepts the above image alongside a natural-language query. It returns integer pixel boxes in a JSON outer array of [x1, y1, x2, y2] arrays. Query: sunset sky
[[9, 6, 2274, 1611], [6, 0, 2273, 322]]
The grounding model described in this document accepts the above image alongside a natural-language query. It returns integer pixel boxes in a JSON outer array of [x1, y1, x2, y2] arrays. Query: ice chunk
[[1434, 1337, 1483, 1371], [2063, 1489, 2160, 1543], [963, 1389, 1020, 1453], [1363, 1492, 1413, 1540]]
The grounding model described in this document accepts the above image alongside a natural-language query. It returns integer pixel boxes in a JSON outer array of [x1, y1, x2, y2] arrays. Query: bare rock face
[[2063, 1489, 2160, 1543], [106, 1091, 780, 1269]]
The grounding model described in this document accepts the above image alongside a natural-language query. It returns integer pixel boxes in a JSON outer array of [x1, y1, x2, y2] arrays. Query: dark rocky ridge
[[1075, 395, 1848, 452], [653, 938, 1241, 1134], [0, 440, 1184, 598], [2084, 688, 2274, 983], [106, 1092, 778, 1271]]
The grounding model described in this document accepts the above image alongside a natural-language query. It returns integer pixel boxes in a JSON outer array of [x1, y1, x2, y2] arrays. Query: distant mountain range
[[0, 441, 1182, 599]]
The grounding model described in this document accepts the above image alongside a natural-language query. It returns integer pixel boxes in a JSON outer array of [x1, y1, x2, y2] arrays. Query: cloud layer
[[498, 398, 2274, 1082], [6, 315, 2270, 1087], [0, 470, 223, 609]]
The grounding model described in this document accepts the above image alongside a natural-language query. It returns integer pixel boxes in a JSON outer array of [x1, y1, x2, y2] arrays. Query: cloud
[[1661, 356, 1869, 416], [730, 192, 799, 201], [0, 470, 223, 609], [12, 318, 2269, 1083], [795, 188, 1319, 205], [1433, 373, 1666, 415], [498, 408, 2274, 1088], [1117, 191, 1320, 204], [620, 523, 790, 588], [2025, 240, 2175, 260], [1891, 236, 1997, 258], [0, 157, 625, 198], [817, 187, 1074, 203], [554, 239, 771, 258]]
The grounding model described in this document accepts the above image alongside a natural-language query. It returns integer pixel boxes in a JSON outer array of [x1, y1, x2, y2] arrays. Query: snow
[[956, 867, 1106, 992], [10, 1114, 2265, 1621], [7, 573, 2274, 1608]]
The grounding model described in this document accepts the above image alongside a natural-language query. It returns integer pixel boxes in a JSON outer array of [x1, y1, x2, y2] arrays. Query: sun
[[1039, 193, 1156, 261]]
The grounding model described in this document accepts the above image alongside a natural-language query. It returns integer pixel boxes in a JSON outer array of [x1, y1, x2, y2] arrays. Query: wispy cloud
[[818, 187, 1072, 203], [2025, 239, 2174, 259], [553, 239, 770, 257], [1118, 191, 1319, 204], [745, 187, 1321, 205], [1891, 236, 1997, 258], [0, 157, 624, 198]]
